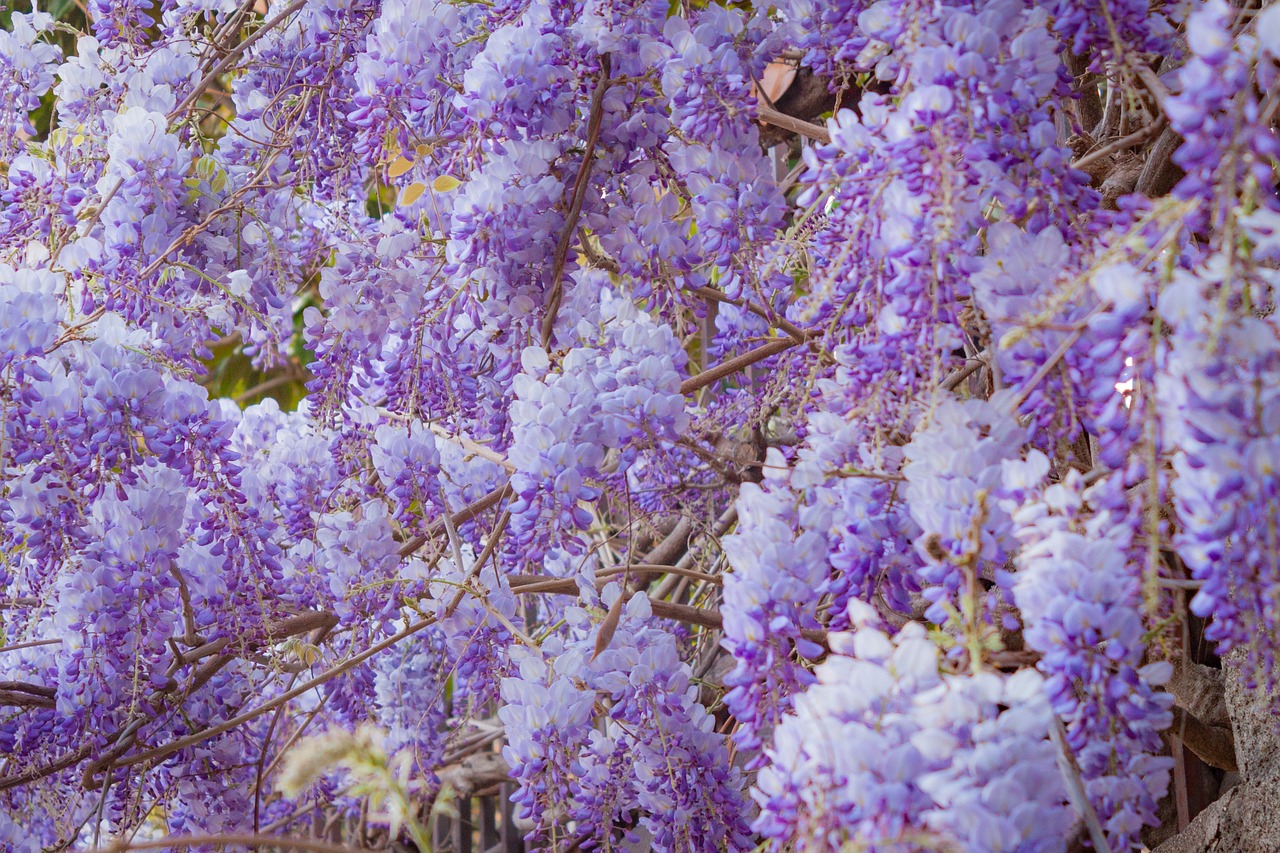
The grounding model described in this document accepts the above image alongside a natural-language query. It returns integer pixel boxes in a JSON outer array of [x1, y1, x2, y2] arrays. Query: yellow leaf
[[297, 642, 321, 666], [432, 174, 462, 193], [399, 182, 426, 206], [388, 155, 415, 178], [415, 143, 435, 158]]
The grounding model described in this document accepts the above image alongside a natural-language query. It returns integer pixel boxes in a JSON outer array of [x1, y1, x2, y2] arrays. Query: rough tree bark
[[1155, 649, 1280, 853]]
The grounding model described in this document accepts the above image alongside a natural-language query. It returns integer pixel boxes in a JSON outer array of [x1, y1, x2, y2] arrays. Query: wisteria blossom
[[1, 0, 1277, 851]]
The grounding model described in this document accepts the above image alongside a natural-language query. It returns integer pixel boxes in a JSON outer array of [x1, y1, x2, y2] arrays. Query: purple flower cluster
[[1158, 242, 1280, 690], [903, 395, 1025, 629], [1003, 455, 1174, 848], [1165, 0, 1280, 225], [502, 592, 749, 852], [721, 456, 831, 755], [0, 12, 59, 161], [659, 6, 789, 295], [793, 408, 923, 625], [3, 0, 1278, 846], [971, 215, 1161, 473], [1048, 0, 1176, 62], [755, 601, 1074, 852], [794, 0, 1093, 412], [971, 224, 1085, 433], [348, 0, 478, 150], [372, 626, 452, 775], [370, 423, 442, 533], [430, 558, 521, 710], [87, 0, 155, 49], [500, 644, 599, 848], [506, 292, 689, 562]]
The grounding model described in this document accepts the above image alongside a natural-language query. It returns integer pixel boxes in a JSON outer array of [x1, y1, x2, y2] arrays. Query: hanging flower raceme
[[1159, 237, 1280, 692], [902, 394, 1026, 638], [506, 291, 689, 563], [501, 591, 750, 852], [0, 11, 60, 162], [1003, 454, 1174, 849], [754, 600, 1075, 853]]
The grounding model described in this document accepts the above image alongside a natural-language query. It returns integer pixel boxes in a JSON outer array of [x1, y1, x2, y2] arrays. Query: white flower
[[224, 269, 252, 297]]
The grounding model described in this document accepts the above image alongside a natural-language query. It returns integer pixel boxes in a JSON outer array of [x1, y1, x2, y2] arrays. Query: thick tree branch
[[396, 482, 511, 559], [757, 105, 831, 144], [680, 337, 805, 396]]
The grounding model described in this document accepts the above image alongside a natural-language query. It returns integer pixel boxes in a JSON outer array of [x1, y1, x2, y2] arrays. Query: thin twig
[[426, 423, 514, 472], [169, 0, 308, 120], [778, 160, 807, 194], [1071, 117, 1167, 171], [204, 0, 258, 65], [652, 505, 737, 601], [1011, 326, 1086, 410], [941, 354, 988, 392], [542, 55, 612, 348], [690, 285, 811, 343], [1157, 578, 1204, 590], [505, 574, 737, 632], [396, 482, 511, 559], [596, 563, 722, 586], [1129, 61, 1171, 104], [92, 616, 441, 775], [232, 370, 310, 404], [1049, 716, 1113, 853], [0, 638, 61, 654]]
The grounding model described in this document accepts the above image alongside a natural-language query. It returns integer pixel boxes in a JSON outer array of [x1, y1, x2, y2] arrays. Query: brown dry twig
[[541, 55, 613, 348], [757, 105, 831, 144]]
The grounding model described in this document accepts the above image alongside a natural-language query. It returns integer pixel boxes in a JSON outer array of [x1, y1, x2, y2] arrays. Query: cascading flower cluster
[[1047, 0, 1175, 60], [1003, 455, 1174, 849], [789, 0, 1095, 421], [0, 11, 59, 162], [506, 290, 690, 561], [721, 455, 831, 753], [755, 601, 1075, 852], [902, 394, 1025, 632], [1159, 243, 1280, 690], [1153, 0, 1280, 691], [502, 590, 750, 851], [1164, 0, 1280, 222]]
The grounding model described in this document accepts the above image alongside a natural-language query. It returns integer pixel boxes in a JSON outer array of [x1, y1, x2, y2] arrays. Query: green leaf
[[49, 0, 78, 21], [195, 155, 218, 180]]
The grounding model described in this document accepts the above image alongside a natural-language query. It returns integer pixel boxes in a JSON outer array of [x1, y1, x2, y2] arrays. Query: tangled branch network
[[1, 0, 1279, 850]]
